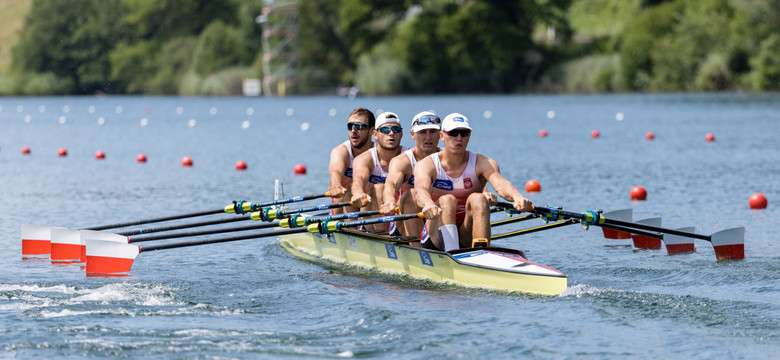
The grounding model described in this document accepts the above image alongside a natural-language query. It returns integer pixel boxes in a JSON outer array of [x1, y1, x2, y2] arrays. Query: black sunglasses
[[377, 126, 403, 134], [446, 129, 471, 137], [347, 122, 369, 131]]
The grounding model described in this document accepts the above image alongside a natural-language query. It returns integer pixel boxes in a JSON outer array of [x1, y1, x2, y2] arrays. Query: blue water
[[1, 94, 778, 359]]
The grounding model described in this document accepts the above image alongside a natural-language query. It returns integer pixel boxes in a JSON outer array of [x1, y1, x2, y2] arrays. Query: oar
[[496, 202, 744, 260], [490, 219, 578, 241], [85, 212, 425, 274], [597, 222, 696, 255], [279, 209, 383, 228], [248, 200, 358, 222], [22, 191, 331, 256]]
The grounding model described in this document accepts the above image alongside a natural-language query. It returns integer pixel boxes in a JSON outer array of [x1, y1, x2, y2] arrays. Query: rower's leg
[[398, 189, 423, 237], [426, 195, 458, 250], [460, 193, 490, 248]]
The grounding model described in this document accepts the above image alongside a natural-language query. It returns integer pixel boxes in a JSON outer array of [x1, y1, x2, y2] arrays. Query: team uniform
[[420, 151, 484, 246]]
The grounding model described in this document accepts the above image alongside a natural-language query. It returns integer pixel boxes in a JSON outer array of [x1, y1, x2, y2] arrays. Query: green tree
[[12, 0, 127, 94], [751, 34, 780, 91]]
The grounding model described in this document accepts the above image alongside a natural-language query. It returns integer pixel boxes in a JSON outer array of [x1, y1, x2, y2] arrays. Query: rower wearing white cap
[[351, 111, 407, 232], [414, 113, 532, 251], [328, 108, 376, 215], [379, 111, 442, 238]]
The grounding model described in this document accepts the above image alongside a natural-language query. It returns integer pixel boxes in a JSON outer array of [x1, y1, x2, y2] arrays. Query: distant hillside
[[0, 0, 32, 72]]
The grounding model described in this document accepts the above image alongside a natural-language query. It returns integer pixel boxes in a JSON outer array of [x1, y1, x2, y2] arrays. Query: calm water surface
[[1, 93, 778, 359]]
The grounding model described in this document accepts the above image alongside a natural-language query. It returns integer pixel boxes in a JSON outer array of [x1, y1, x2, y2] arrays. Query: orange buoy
[[591, 130, 600, 138], [95, 150, 105, 159], [630, 186, 647, 201], [539, 129, 548, 137], [294, 163, 306, 175], [749, 193, 767, 209], [58, 148, 67, 157], [235, 160, 247, 171], [136, 153, 147, 163], [525, 179, 541, 192], [705, 133, 715, 142], [182, 156, 193, 167], [645, 132, 655, 140], [22, 146, 31, 155]]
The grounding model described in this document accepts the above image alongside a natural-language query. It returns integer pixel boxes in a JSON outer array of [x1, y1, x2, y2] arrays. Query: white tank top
[[367, 146, 407, 185], [340, 140, 355, 187], [429, 151, 483, 223]]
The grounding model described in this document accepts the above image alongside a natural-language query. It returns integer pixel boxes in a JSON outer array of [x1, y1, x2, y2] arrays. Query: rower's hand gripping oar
[[84, 212, 424, 274], [496, 202, 744, 260]]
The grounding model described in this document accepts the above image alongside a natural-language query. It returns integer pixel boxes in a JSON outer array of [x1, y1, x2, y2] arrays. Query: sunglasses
[[412, 115, 441, 127], [377, 126, 403, 134], [347, 122, 369, 131], [446, 129, 471, 137]]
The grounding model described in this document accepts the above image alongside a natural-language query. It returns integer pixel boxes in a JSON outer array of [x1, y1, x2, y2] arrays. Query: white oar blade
[[79, 230, 130, 263], [664, 227, 695, 255], [85, 239, 140, 274], [602, 209, 632, 239], [50, 228, 83, 262], [631, 217, 662, 249], [21, 224, 56, 256], [710, 227, 745, 260]]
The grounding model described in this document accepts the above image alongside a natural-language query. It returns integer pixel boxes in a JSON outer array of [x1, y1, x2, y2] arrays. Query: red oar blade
[[664, 227, 696, 255], [710, 227, 745, 260], [85, 239, 140, 274], [21, 224, 57, 256], [602, 209, 633, 239], [50, 228, 83, 262], [631, 217, 662, 249]]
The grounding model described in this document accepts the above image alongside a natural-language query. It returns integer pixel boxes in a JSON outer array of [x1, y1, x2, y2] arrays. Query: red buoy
[[630, 186, 647, 201], [591, 130, 600, 138], [705, 133, 715, 142], [235, 160, 247, 171], [22, 146, 31, 155], [525, 179, 541, 192], [294, 163, 307, 175], [95, 150, 105, 159], [645, 132, 655, 140], [749, 193, 767, 209], [539, 129, 548, 137], [136, 153, 147, 163], [182, 156, 193, 167], [58, 148, 67, 157]]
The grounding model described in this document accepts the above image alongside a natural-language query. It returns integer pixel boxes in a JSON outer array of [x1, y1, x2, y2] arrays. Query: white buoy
[[616, 112, 625, 121], [188, 119, 197, 127], [97, 117, 106, 125], [88, 105, 95, 114], [546, 110, 556, 119], [24, 115, 32, 123], [301, 122, 310, 131], [328, 108, 337, 117], [241, 120, 251, 129], [39, 105, 46, 113], [286, 108, 294, 116], [140, 118, 148, 127], [176, 106, 184, 115], [246, 107, 254, 116], [58, 116, 67, 124], [115, 106, 123, 114], [16, 105, 23, 112], [63, 105, 70, 113], [209, 107, 217, 115], [483, 110, 492, 119]]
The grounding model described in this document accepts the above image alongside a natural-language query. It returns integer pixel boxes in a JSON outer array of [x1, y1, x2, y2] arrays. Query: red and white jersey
[[367, 146, 407, 186], [429, 151, 483, 223]]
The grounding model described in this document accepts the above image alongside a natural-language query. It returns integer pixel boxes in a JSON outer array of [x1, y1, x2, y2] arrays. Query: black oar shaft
[[139, 227, 307, 252], [604, 219, 709, 241], [117, 216, 251, 236], [599, 223, 662, 239], [491, 219, 577, 240], [85, 209, 226, 230], [490, 214, 537, 228], [129, 221, 280, 243]]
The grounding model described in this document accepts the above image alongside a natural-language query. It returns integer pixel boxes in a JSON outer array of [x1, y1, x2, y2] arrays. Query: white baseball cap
[[411, 111, 441, 132], [375, 112, 401, 128], [441, 113, 472, 132]]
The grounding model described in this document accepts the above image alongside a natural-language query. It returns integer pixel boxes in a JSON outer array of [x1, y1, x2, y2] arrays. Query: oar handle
[[224, 193, 329, 214]]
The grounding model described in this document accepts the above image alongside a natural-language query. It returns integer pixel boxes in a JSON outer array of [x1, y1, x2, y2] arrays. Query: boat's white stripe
[[455, 250, 562, 276]]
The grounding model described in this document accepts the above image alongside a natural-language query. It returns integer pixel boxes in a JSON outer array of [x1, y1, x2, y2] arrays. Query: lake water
[[1, 93, 778, 359]]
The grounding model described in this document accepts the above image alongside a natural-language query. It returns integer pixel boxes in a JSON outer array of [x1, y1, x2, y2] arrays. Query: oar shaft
[[129, 221, 280, 243], [85, 209, 226, 230], [600, 223, 662, 239], [491, 219, 577, 240], [116, 216, 251, 236], [604, 219, 709, 241], [490, 214, 537, 228], [139, 227, 307, 252]]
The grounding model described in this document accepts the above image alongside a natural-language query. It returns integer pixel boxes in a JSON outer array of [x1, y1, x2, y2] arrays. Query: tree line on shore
[[1, 0, 778, 96]]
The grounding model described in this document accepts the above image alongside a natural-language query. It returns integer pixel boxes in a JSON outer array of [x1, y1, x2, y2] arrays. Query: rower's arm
[[413, 157, 440, 219], [328, 145, 349, 197], [381, 156, 408, 212], [350, 152, 372, 205], [479, 156, 531, 211]]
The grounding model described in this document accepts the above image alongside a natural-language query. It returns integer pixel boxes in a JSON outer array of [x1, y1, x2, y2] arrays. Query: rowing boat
[[278, 227, 567, 296]]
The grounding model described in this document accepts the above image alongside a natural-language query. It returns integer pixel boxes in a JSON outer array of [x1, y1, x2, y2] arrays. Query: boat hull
[[278, 229, 567, 296]]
